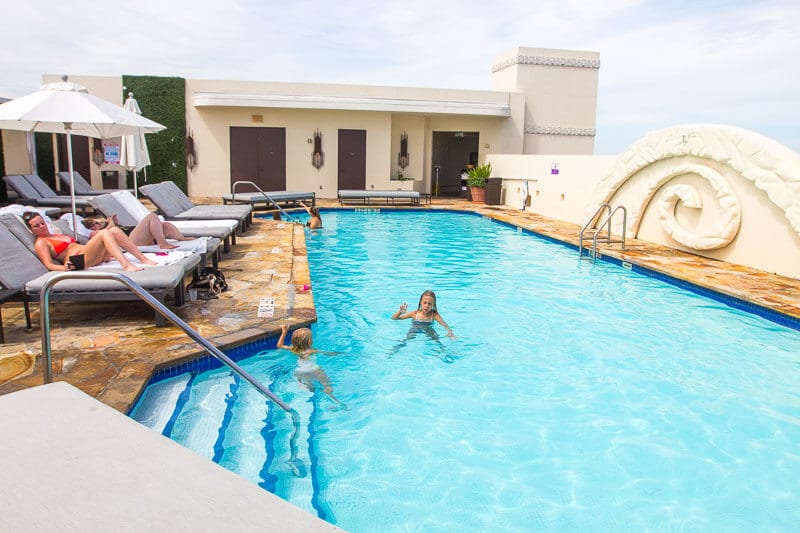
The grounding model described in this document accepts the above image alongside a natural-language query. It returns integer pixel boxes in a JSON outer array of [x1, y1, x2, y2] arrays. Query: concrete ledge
[[0, 382, 341, 532]]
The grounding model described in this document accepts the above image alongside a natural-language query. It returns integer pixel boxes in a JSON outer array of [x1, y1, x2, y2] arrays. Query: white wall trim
[[525, 125, 596, 137], [492, 54, 601, 73], [193, 92, 511, 117]]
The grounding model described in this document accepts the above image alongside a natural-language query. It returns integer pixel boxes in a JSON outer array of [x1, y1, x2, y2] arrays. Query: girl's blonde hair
[[417, 290, 437, 312], [290, 328, 313, 352]]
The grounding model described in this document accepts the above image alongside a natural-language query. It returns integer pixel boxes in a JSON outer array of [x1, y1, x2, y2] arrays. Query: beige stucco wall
[[184, 78, 527, 198], [1, 130, 33, 174], [487, 154, 617, 223], [492, 47, 599, 155]]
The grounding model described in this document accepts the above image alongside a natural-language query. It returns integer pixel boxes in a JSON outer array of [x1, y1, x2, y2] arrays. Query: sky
[[2, 0, 798, 155]]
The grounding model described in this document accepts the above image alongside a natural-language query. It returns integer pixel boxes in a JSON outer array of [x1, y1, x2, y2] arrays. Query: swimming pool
[[131, 210, 800, 531]]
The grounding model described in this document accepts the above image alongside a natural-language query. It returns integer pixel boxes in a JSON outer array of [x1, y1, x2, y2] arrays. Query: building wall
[[492, 47, 600, 155], [489, 124, 800, 280], [487, 154, 617, 223], [184, 77, 529, 198], [1, 130, 32, 174]]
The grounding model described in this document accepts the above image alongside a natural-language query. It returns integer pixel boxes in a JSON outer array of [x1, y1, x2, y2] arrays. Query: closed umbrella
[[0, 77, 165, 238], [119, 92, 152, 198]]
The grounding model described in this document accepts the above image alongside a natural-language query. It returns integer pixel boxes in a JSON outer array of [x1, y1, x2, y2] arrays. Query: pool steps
[[131, 371, 325, 518]]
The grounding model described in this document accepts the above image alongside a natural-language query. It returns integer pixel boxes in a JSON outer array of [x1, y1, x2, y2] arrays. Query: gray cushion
[[24, 260, 193, 294], [139, 183, 187, 218], [3, 175, 42, 200], [57, 171, 93, 194], [0, 223, 48, 290], [23, 174, 60, 198], [222, 191, 315, 204], [141, 182, 252, 222], [57, 171, 127, 196], [339, 190, 420, 199], [0, 212, 38, 253], [88, 194, 140, 227]]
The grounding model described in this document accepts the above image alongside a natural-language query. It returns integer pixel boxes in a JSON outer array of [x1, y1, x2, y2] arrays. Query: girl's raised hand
[[399, 302, 408, 313]]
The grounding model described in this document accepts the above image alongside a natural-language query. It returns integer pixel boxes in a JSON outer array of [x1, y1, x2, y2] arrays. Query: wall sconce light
[[92, 138, 104, 167], [398, 132, 409, 169], [312, 129, 324, 170], [551, 162, 560, 175], [186, 129, 196, 169]]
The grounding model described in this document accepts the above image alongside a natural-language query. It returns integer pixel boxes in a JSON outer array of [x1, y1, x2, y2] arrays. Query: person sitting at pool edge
[[300, 201, 322, 229], [392, 290, 455, 338], [23, 211, 157, 272]]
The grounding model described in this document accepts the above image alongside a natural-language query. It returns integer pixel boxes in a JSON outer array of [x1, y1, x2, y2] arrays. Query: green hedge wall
[[35, 132, 55, 186], [121, 75, 187, 192]]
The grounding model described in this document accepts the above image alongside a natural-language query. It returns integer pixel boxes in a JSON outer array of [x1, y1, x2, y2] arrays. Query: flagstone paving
[[1, 198, 798, 413]]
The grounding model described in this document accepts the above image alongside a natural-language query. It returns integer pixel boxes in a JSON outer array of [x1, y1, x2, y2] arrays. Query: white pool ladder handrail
[[38, 272, 296, 416], [579, 204, 628, 261]]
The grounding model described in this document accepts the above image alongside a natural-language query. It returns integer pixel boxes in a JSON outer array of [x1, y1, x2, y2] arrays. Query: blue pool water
[[131, 210, 800, 531]]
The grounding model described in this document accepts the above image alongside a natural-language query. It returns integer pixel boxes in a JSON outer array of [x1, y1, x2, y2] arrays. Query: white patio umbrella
[[119, 92, 152, 198], [0, 77, 165, 238]]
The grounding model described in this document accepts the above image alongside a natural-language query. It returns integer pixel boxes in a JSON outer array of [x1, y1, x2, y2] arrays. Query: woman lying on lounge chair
[[84, 213, 196, 250], [23, 211, 157, 272]]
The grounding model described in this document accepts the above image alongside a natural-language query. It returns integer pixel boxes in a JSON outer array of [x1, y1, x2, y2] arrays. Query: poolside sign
[[258, 297, 275, 318], [103, 142, 120, 165]]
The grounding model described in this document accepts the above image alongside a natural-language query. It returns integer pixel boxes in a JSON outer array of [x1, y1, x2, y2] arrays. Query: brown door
[[431, 131, 479, 197], [56, 134, 90, 190], [230, 127, 286, 191], [338, 129, 366, 190]]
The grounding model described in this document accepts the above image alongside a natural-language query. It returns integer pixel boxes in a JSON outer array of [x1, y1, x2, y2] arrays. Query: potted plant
[[466, 163, 492, 203]]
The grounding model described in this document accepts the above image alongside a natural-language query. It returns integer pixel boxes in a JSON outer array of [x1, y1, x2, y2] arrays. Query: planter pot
[[469, 186, 486, 203]]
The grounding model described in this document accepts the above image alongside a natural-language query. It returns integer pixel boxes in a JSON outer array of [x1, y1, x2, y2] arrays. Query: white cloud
[[1, 0, 798, 154]]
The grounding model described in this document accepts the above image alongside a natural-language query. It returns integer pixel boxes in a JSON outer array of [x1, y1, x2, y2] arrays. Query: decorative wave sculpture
[[585, 124, 800, 250]]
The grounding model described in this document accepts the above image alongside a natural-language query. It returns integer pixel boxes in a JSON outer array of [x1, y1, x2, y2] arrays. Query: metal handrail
[[578, 203, 610, 258], [590, 205, 628, 261], [231, 180, 294, 220], [39, 272, 296, 416]]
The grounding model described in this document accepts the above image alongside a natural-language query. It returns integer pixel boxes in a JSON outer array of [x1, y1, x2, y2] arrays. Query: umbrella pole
[[134, 170, 138, 198], [65, 129, 78, 240]]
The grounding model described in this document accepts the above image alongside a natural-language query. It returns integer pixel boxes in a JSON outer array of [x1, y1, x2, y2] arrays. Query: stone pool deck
[[1, 198, 798, 413]]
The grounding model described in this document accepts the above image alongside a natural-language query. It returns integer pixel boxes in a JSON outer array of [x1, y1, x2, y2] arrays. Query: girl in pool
[[392, 290, 455, 339], [300, 201, 322, 229], [277, 324, 342, 405]]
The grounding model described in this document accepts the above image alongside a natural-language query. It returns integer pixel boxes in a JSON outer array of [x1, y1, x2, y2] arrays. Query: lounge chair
[[3, 174, 93, 215], [57, 171, 133, 196], [139, 182, 252, 232], [222, 191, 316, 209], [52, 215, 221, 271], [338, 189, 422, 205], [0, 213, 201, 326], [89, 191, 239, 254]]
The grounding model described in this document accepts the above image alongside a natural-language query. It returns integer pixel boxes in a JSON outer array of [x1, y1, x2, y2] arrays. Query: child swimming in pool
[[277, 324, 342, 405], [392, 290, 455, 339]]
